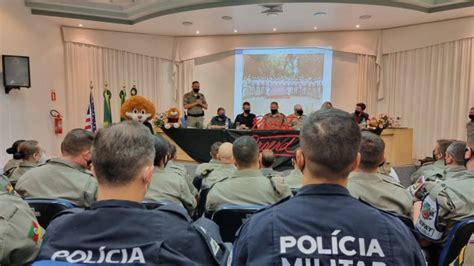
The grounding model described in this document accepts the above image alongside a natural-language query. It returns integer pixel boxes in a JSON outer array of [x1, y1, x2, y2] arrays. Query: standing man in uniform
[[231, 109, 426, 265], [206, 136, 291, 213], [36, 121, 226, 265], [347, 131, 413, 220], [0, 175, 44, 265], [183, 81, 208, 129], [15, 129, 97, 208]]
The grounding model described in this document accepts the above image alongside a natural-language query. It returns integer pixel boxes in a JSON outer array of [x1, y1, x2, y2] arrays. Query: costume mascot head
[[120, 95, 156, 134]]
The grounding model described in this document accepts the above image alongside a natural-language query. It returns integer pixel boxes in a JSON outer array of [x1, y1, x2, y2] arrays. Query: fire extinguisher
[[50, 109, 63, 135]]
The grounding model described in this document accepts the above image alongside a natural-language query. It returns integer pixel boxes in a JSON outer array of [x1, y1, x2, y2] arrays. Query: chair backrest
[[438, 217, 474, 266], [142, 200, 166, 210], [25, 198, 77, 229], [195, 188, 210, 219], [211, 204, 265, 242]]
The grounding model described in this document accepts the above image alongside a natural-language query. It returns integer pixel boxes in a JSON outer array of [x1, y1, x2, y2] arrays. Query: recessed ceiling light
[[313, 26, 318, 30], [78, 24, 83, 27], [359, 15, 372, 20], [272, 28, 277, 32], [221, 16, 233, 21], [356, 24, 360, 28], [234, 29, 238, 33], [313, 12, 327, 16], [182, 21, 193, 26], [196, 30, 200, 34]]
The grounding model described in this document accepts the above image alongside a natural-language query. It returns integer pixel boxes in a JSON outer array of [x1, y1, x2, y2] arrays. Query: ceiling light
[[234, 29, 238, 33], [221, 16, 233, 21], [196, 30, 200, 34], [313, 26, 318, 30], [355, 24, 360, 28], [359, 15, 372, 20], [78, 24, 83, 27], [313, 12, 327, 16], [182, 21, 193, 26], [272, 28, 277, 32]]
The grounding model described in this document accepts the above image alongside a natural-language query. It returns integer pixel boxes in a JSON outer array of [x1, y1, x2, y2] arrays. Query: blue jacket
[[232, 184, 426, 265]]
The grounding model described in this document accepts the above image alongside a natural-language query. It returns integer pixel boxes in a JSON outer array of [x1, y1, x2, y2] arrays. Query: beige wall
[[0, 1, 66, 165]]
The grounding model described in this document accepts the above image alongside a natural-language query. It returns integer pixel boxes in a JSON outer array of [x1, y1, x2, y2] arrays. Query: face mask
[[219, 114, 226, 119], [355, 110, 361, 115], [243, 109, 250, 114], [469, 115, 474, 121], [296, 110, 303, 116], [464, 148, 472, 167], [271, 109, 278, 115], [193, 88, 199, 93]]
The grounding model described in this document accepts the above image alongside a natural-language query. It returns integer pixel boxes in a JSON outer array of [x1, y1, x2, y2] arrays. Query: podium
[[380, 128, 414, 166]]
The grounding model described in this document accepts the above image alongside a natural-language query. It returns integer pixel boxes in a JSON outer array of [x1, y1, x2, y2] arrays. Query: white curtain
[[173, 59, 195, 112], [64, 42, 175, 131], [357, 54, 378, 116], [380, 38, 474, 159]]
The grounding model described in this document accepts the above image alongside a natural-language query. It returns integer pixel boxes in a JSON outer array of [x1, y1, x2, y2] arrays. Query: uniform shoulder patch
[[28, 220, 44, 243], [415, 195, 443, 241]]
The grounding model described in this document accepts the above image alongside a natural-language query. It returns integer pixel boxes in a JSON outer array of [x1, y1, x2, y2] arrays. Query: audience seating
[[211, 204, 265, 242], [24, 198, 77, 228], [437, 217, 474, 266]]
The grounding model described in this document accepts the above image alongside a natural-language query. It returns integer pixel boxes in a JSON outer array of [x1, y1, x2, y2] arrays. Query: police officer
[[259, 149, 281, 177], [15, 129, 97, 208], [36, 121, 227, 265], [201, 142, 236, 190], [6, 140, 43, 182], [287, 104, 307, 130], [3, 139, 24, 173], [206, 136, 291, 213], [424, 141, 467, 181], [146, 135, 196, 215], [183, 81, 208, 129], [348, 131, 412, 220], [195, 142, 222, 177], [165, 143, 198, 197], [0, 175, 44, 265], [410, 139, 453, 184], [285, 160, 303, 190], [231, 109, 425, 265], [257, 102, 288, 130]]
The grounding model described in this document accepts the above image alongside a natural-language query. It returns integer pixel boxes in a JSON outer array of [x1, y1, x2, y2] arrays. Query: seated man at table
[[15, 129, 97, 208], [234, 101, 256, 129], [208, 107, 232, 129], [36, 121, 226, 265], [146, 135, 196, 215], [206, 136, 291, 213], [347, 131, 412, 220], [257, 102, 288, 130], [287, 104, 307, 131]]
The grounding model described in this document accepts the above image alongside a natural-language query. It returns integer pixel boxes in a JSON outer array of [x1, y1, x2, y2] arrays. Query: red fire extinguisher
[[50, 110, 63, 134]]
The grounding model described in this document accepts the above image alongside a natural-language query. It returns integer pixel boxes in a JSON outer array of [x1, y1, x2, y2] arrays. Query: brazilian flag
[[103, 89, 112, 127]]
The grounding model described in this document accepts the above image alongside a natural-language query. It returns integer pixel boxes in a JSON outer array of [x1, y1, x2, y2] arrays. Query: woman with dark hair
[[5, 140, 43, 182], [3, 139, 25, 173]]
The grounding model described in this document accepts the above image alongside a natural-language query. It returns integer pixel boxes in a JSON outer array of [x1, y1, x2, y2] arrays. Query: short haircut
[[210, 142, 222, 159], [169, 143, 177, 159], [359, 132, 385, 170], [270, 101, 278, 106], [217, 107, 225, 113], [153, 135, 170, 167], [260, 149, 275, 168], [437, 139, 454, 157], [192, 81, 199, 85], [300, 108, 361, 179], [61, 129, 94, 156], [17, 140, 40, 160], [446, 141, 467, 165], [356, 103, 366, 111], [92, 121, 155, 186], [233, 136, 259, 168], [468, 123, 474, 149], [243, 102, 250, 107]]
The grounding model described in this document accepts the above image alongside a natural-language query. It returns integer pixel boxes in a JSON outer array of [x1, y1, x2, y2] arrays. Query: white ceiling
[[41, 2, 474, 36]]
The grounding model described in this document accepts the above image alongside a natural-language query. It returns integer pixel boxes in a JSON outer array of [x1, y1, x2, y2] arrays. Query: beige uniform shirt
[[415, 171, 474, 244], [15, 158, 97, 208], [287, 114, 307, 130], [205, 169, 291, 213], [183, 91, 207, 115], [410, 160, 445, 184], [6, 160, 38, 182], [285, 169, 303, 189], [194, 159, 221, 177], [166, 160, 198, 197], [3, 159, 20, 174], [202, 163, 236, 190], [0, 176, 44, 265], [145, 167, 197, 214], [348, 172, 413, 219], [423, 165, 467, 181]]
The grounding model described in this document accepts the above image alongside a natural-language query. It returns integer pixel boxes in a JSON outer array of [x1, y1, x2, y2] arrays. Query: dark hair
[[153, 135, 170, 167], [192, 81, 199, 85], [436, 139, 454, 158], [356, 103, 366, 111], [270, 102, 278, 106], [243, 102, 250, 107], [260, 149, 275, 168], [61, 129, 94, 156], [92, 121, 155, 186], [169, 143, 177, 159], [359, 132, 385, 170], [217, 107, 225, 113], [210, 142, 222, 159], [300, 108, 361, 179], [16, 140, 40, 160], [446, 141, 466, 165], [233, 136, 259, 168], [7, 139, 25, 155]]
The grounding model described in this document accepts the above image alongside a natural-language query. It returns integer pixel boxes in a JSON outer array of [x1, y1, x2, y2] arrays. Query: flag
[[85, 90, 97, 132], [119, 88, 127, 122], [103, 89, 112, 127]]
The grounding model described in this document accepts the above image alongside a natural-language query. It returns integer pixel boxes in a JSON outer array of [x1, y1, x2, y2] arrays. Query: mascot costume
[[120, 95, 156, 134], [164, 107, 181, 129]]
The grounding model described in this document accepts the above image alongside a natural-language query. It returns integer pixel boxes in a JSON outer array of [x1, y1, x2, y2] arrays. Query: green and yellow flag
[[103, 84, 112, 127], [119, 85, 127, 122]]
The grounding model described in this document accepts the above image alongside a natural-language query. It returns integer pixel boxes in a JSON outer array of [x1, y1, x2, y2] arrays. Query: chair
[[195, 188, 210, 219], [142, 200, 166, 209], [24, 198, 77, 229], [437, 217, 474, 266], [211, 204, 265, 242]]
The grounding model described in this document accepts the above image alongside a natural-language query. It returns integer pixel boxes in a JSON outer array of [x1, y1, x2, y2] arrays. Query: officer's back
[[15, 129, 97, 208], [37, 121, 224, 265], [201, 142, 236, 190], [231, 109, 425, 265]]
